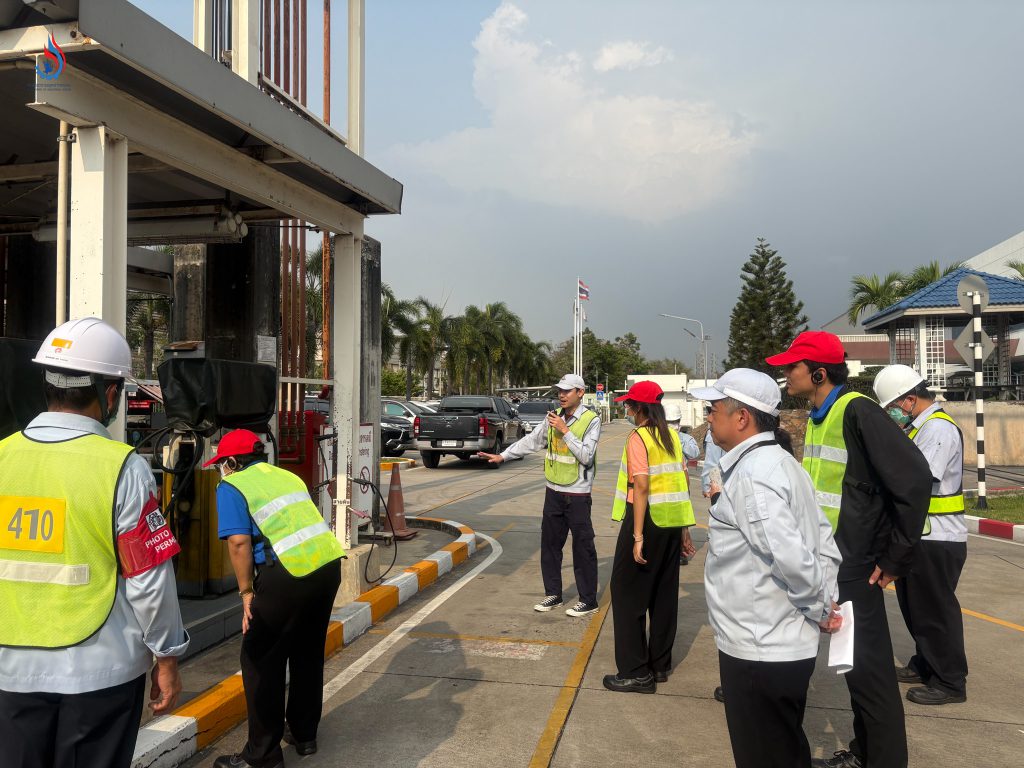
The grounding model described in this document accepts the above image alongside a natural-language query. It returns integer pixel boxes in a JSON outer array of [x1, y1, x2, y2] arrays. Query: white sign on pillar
[[68, 125, 128, 441], [351, 423, 375, 519]]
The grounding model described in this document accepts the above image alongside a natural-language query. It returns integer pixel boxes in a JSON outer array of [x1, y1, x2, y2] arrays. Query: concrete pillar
[[332, 225, 364, 549], [206, 225, 281, 362], [171, 244, 206, 342], [68, 125, 128, 439], [193, 0, 214, 55], [231, 0, 260, 84], [916, 316, 928, 379], [360, 236, 382, 526]]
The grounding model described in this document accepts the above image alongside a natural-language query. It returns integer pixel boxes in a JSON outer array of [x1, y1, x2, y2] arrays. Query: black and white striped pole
[[971, 289, 987, 510]]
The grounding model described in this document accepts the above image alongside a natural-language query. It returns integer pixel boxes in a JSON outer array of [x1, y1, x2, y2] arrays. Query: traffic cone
[[383, 463, 417, 540]]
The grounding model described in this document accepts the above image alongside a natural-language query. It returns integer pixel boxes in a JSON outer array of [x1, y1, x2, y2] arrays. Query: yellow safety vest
[[223, 463, 344, 577], [612, 428, 695, 528], [802, 390, 868, 531], [0, 431, 132, 648], [908, 409, 965, 522], [545, 408, 598, 486]]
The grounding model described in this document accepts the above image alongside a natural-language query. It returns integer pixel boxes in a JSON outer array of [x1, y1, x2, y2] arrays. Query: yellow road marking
[[528, 588, 612, 768], [476, 521, 515, 550], [885, 583, 1023, 632], [366, 628, 581, 648]]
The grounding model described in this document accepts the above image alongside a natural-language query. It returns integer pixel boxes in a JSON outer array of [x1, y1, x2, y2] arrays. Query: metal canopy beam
[[30, 66, 363, 235]]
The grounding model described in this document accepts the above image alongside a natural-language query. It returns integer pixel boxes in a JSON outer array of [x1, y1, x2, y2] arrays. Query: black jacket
[[816, 388, 931, 581]]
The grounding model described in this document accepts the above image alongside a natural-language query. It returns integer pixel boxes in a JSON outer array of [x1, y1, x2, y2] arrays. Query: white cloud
[[387, 2, 756, 224], [593, 40, 674, 72]]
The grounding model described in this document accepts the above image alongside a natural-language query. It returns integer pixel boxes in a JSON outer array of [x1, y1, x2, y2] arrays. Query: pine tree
[[725, 238, 808, 373]]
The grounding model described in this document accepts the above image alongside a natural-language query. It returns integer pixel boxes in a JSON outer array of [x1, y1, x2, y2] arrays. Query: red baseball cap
[[203, 429, 264, 467], [614, 380, 664, 404], [765, 331, 846, 366]]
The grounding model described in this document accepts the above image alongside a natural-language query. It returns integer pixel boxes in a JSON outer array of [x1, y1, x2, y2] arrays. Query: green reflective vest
[[612, 428, 695, 528], [908, 409, 965, 523], [545, 408, 598, 486], [0, 431, 132, 648], [802, 390, 868, 531], [223, 462, 344, 577]]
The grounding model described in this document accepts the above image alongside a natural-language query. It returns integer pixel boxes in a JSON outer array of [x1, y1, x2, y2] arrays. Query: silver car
[[515, 400, 557, 433]]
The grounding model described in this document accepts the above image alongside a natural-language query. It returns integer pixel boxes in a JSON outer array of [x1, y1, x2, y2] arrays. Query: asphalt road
[[185, 421, 1024, 767]]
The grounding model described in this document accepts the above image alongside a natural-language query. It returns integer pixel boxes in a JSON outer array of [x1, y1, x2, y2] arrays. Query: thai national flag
[[578, 280, 590, 301]]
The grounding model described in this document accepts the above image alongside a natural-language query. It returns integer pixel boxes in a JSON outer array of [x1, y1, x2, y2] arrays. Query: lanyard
[[710, 440, 779, 506]]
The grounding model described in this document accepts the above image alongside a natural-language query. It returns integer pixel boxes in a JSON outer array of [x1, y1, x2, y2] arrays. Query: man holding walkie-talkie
[[479, 374, 602, 617]]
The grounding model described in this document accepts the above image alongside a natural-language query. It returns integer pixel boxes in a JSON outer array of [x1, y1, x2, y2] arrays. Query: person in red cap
[[766, 332, 931, 768], [602, 380, 695, 694], [208, 430, 345, 768]]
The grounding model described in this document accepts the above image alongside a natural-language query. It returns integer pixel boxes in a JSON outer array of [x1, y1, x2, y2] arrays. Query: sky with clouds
[[131, 1, 1024, 371]]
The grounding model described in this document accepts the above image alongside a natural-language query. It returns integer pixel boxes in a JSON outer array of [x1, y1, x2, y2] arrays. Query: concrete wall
[[942, 402, 1024, 466]]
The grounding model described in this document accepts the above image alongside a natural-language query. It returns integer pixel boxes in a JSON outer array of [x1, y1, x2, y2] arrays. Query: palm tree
[[413, 297, 454, 399], [304, 245, 324, 377], [476, 302, 522, 393], [904, 260, 964, 294], [1006, 260, 1024, 280], [126, 290, 171, 379], [847, 272, 907, 325]]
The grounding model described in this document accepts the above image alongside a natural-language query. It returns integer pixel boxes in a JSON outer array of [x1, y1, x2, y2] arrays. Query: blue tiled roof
[[862, 268, 1024, 327]]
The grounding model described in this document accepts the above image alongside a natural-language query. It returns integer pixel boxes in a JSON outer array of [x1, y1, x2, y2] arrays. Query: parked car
[[414, 395, 525, 468], [381, 414, 414, 457], [382, 398, 436, 424], [516, 399, 558, 433]]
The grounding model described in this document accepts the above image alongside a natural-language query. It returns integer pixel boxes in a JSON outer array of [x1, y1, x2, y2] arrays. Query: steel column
[[332, 227, 362, 549]]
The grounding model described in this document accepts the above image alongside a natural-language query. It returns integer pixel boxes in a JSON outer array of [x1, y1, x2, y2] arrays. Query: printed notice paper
[[827, 601, 855, 675]]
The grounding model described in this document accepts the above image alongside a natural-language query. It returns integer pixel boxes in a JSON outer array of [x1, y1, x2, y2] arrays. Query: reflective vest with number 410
[[223, 462, 344, 577], [0, 432, 132, 648], [612, 428, 695, 528]]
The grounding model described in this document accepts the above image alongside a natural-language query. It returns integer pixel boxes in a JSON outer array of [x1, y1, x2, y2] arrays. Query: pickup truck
[[414, 395, 525, 468]]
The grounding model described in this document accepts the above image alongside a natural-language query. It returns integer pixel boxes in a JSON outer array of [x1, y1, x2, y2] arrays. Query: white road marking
[[969, 533, 1024, 548], [322, 532, 502, 701], [423, 638, 547, 661]]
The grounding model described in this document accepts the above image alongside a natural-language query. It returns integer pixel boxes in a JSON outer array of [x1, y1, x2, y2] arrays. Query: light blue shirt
[[702, 430, 725, 495], [908, 403, 967, 543], [0, 413, 189, 694]]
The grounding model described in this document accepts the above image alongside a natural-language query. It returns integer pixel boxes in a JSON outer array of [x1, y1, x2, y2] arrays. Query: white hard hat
[[33, 317, 133, 382], [690, 369, 782, 416], [873, 365, 925, 408], [663, 402, 682, 422]]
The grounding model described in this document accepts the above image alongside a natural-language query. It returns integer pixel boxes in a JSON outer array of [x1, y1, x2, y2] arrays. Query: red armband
[[117, 494, 181, 578]]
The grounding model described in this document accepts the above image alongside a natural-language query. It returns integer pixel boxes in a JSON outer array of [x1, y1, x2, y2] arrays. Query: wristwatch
[[239, 587, 254, 597]]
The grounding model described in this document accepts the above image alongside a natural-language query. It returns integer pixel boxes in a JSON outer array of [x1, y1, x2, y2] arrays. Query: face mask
[[887, 407, 912, 427]]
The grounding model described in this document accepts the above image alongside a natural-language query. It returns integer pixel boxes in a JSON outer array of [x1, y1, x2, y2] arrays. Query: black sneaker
[[533, 595, 563, 612], [213, 756, 283, 768], [812, 750, 864, 768], [713, 686, 724, 703], [602, 673, 656, 694], [654, 670, 669, 683], [283, 724, 318, 755], [565, 600, 598, 617]]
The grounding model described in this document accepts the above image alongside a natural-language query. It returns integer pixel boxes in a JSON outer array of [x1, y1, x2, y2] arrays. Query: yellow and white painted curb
[[131, 517, 478, 768]]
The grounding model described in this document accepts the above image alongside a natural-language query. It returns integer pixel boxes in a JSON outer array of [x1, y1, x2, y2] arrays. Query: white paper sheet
[[827, 601, 855, 675]]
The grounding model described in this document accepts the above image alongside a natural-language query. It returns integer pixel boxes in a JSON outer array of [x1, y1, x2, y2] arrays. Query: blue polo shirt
[[216, 462, 275, 565]]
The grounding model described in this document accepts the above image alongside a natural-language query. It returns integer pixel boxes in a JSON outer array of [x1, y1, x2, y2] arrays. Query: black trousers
[[0, 673, 146, 768], [895, 539, 968, 696], [240, 558, 342, 767], [540, 488, 598, 605], [838, 577, 907, 768], [719, 651, 815, 768], [610, 503, 682, 678]]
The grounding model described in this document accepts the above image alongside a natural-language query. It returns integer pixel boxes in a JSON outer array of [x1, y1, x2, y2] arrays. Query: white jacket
[[705, 433, 841, 662]]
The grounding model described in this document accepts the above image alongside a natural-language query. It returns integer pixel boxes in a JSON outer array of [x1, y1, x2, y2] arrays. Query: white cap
[[33, 317, 133, 381], [555, 373, 586, 391], [689, 368, 782, 416], [663, 402, 682, 422], [873, 364, 926, 407]]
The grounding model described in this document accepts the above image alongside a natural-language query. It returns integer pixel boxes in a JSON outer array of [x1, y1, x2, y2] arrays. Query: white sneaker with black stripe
[[566, 600, 598, 617], [533, 595, 563, 612]]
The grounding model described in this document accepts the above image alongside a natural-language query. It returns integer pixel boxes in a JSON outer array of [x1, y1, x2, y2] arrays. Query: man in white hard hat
[[873, 364, 968, 706], [479, 374, 601, 617], [663, 402, 699, 565], [0, 318, 188, 768], [692, 369, 843, 768]]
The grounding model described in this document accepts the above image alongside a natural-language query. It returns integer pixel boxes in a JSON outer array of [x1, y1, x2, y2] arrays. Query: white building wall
[[965, 231, 1024, 277]]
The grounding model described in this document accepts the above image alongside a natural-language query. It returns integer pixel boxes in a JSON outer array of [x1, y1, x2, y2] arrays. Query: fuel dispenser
[[156, 357, 277, 596]]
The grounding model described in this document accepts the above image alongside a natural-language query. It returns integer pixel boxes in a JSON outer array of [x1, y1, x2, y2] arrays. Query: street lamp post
[[659, 313, 708, 386]]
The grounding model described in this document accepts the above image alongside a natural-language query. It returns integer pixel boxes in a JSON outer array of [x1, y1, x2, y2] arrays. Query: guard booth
[[861, 268, 1024, 400], [0, 0, 400, 607]]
